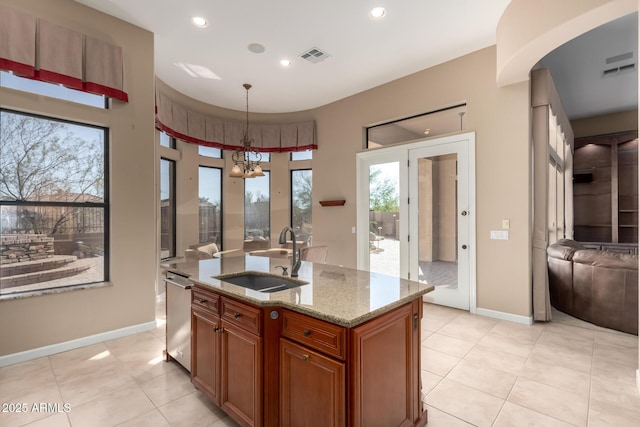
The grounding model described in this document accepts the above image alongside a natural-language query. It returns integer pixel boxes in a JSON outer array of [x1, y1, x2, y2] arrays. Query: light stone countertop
[[162, 254, 434, 328]]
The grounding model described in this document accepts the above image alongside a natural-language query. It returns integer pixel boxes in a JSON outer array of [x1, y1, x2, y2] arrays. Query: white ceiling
[[542, 12, 638, 120], [74, 0, 512, 113]]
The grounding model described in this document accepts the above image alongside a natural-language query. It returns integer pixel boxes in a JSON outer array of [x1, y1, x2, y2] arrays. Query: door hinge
[[408, 272, 411, 280], [407, 234, 410, 242]]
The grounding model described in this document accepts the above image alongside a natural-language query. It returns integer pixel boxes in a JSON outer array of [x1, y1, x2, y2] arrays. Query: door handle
[[461, 210, 468, 216], [462, 245, 468, 250]]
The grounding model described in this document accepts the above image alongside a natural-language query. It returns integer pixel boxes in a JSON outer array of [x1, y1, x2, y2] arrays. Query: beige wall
[[312, 47, 532, 316], [4, 0, 636, 361], [0, 0, 156, 356], [160, 47, 532, 317], [571, 109, 638, 138]]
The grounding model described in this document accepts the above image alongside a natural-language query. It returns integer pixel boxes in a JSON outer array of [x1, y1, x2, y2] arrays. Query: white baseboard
[[0, 321, 157, 368], [474, 307, 534, 325]]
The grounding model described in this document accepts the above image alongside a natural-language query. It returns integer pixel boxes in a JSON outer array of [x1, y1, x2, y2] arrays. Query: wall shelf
[[319, 200, 346, 207]]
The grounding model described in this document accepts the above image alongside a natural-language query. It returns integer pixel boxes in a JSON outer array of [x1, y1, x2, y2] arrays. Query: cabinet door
[[280, 339, 345, 427], [351, 301, 418, 427], [191, 308, 220, 405], [221, 321, 262, 427]]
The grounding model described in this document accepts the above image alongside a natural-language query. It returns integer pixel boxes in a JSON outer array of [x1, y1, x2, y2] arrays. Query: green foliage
[[369, 168, 399, 212]]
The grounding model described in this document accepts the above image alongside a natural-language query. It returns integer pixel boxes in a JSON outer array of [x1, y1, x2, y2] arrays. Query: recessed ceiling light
[[280, 59, 291, 67], [191, 16, 208, 28], [369, 7, 386, 19], [248, 43, 266, 54]]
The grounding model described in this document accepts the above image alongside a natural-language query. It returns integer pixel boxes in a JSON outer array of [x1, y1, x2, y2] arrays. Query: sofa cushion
[[572, 249, 638, 270], [547, 239, 585, 260]]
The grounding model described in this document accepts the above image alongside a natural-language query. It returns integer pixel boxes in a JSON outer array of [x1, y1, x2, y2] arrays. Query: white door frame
[[356, 132, 476, 313]]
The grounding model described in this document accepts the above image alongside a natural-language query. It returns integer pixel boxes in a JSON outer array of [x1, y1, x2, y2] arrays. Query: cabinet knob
[[199, 299, 207, 304], [234, 312, 241, 319], [302, 354, 310, 361], [303, 330, 311, 337], [213, 326, 219, 332]]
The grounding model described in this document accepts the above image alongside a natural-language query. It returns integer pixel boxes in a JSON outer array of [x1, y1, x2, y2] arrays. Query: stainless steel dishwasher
[[164, 272, 192, 372]]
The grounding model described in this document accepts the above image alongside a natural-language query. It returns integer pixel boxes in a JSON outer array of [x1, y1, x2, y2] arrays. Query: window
[[0, 71, 106, 108], [245, 172, 270, 241], [198, 146, 222, 158], [160, 158, 176, 259], [160, 131, 175, 148], [366, 104, 466, 148], [291, 151, 312, 161], [0, 109, 108, 296], [199, 166, 222, 246], [291, 169, 312, 244], [248, 152, 269, 162], [547, 111, 566, 245]]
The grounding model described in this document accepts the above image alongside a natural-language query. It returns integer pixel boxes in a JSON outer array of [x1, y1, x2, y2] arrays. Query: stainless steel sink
[[214, 272, 307, 293]]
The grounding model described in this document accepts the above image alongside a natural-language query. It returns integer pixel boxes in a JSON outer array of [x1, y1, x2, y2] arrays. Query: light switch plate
[[502, 219, 510, 229], [490, 230, 509, 240], [352, 226, 356, 234]]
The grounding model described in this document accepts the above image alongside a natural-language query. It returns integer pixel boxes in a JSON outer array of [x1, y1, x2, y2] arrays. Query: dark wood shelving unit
[[574, 131, 638, 243]]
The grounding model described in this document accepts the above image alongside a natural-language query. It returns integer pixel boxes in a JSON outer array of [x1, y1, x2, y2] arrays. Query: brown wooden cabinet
[[191, 284, 426, 427], [191, 287, 221, 405], [280, 338, 345, 427], [351, 301, 421, 427], [191, 287, 262, 427]]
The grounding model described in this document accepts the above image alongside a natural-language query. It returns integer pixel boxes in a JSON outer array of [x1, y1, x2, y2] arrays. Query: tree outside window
[[291, 169, 312, 244], [244, 172, 270, 242], [0, 109, 108, 295]]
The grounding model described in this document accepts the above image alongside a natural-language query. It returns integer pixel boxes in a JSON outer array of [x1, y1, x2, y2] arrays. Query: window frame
[[0, 108, 110, 294], [198, 165, 223, 247], [160, 157, 177, 259], [0, 70, 108, 109], [290, 168, 312, 244], [244, 171, 271, 241]]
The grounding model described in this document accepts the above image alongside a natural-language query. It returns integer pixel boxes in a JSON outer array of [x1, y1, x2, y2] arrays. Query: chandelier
[[229, 83, 264, 179]]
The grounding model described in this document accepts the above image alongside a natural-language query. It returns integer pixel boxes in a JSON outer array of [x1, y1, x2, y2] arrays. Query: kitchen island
[[163, 255, 433, 427]]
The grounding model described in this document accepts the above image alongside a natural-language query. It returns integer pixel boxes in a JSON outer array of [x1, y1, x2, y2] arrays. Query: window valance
[[155, 88, 317, 153], [0, 4, 128, 102]]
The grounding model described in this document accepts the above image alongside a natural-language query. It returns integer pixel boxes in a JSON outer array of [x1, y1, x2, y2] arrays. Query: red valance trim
[[0, 58, 34, 77], [156, 120, 316, 153], [35, 69, 83, 90], [84, 82, 129, 102]]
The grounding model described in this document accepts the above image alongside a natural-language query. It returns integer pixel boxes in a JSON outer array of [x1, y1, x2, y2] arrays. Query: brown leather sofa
[[547, 239, 638, 335]]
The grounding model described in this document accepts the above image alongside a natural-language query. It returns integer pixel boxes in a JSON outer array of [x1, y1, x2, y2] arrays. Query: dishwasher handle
[[164, 277, 192, 289]]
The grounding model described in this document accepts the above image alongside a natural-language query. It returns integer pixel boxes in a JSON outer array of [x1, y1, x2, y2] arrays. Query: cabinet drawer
[[281, 310, 346, 360], [221, 297, 261, 335], [192, 287, 220, 314]]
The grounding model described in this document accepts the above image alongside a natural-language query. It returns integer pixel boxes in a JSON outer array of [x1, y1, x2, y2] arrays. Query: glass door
[[368, 161, 401, 276], [409, 140, 471, 310], [357, 133, 475, 311], [356, 150, 408, 277]]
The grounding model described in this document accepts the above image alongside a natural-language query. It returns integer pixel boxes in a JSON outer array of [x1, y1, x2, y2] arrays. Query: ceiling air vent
[[299, 47, 331, 64], [602, 63, 636, 78]]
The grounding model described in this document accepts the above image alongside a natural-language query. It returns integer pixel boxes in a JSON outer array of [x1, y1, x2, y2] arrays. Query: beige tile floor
[[1, 295, 638, 427]]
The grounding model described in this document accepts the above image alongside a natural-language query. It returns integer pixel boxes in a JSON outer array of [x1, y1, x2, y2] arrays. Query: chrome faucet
[[278, 226, 301, 277]]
